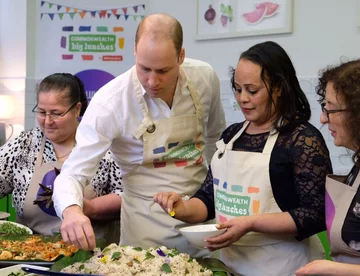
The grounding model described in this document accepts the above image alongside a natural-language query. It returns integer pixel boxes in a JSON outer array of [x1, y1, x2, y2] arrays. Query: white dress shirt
[[53, 58, 226, 217]]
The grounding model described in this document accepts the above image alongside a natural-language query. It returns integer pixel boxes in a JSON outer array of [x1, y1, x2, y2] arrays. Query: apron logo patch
[[215, 190, 250, 216], [33, 168, 59, 217], [152, 140, 204, 168]]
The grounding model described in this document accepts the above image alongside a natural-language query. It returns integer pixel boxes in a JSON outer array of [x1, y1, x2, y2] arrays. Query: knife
[[21, 266, 104, 276]]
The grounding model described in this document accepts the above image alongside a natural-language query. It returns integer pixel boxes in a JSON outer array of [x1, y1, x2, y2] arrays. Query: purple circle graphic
[[36, 169, 58, 217], [75, 69, 115, 102]]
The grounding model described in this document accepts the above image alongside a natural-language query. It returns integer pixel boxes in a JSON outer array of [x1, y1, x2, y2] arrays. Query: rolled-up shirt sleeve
[[53, 98, 120, 219]]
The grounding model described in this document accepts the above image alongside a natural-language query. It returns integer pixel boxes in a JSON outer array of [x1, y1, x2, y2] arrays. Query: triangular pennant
[[91, 11, 96, 17], [111, 9, 117, 16], [99, 10, 107, 18], [58, 13, 64, 20], [122, 8, 127, 14], [48, 3, 53, 9], [69, 13, 75, 19], [107, 13, 112, 18], [142, 4, 145, 9], [74, 8, 78, 13], [41, 1, 45, 7], [57, 5, 62, 11], [66, 7, 70, 13], [141, 15, 145, 20], [116, 14, 121, 20], [48, 13, 54, 20], [124, 14, 129, 20], [133, 15, 138, 21], [40, 13, 44, 19], [133, 6, 138, 13], [79, 11, 87, 19]]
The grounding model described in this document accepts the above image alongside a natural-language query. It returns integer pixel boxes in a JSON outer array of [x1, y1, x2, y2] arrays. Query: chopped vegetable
[[0, 222, 29, 235]]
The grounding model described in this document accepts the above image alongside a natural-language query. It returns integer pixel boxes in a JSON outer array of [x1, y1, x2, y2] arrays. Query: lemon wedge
[[169, 210, 176, 217]]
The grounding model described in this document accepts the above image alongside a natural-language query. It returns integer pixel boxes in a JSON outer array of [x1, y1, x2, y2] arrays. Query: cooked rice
[[61, 244, 212, 275]]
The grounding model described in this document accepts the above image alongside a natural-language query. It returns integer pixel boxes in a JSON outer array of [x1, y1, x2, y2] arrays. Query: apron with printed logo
[[325, 170, 360, 263], [19, 138, 110, 239], [119, 68, 209, 257], [211, 121, 324, 276]]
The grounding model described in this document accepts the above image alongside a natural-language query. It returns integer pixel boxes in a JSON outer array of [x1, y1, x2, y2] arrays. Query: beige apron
[[211, 121, 324, 276], [119, 68, 209, 257], [325, 170, 360, 264], [18, 138, 111, 240]]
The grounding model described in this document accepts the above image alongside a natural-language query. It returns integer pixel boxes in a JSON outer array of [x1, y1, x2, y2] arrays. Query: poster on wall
[[36, 0, 148, 101], [196, 0, 293, 40]]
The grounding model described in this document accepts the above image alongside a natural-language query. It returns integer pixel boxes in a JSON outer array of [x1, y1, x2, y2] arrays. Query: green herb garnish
[[144, 251, 155, 261], [111, 252, 121, 260], [161, 263, 172, 273]]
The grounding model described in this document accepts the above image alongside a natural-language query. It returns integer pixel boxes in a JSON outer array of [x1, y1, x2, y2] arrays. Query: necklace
[[55, 149, 73, 159]]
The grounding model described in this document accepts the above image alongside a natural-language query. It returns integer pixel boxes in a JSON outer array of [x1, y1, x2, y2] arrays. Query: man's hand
[[60, 205, 96, 250]]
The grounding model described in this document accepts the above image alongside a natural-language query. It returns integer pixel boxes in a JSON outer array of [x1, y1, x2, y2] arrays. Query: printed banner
[[36, 0, 148, 100]]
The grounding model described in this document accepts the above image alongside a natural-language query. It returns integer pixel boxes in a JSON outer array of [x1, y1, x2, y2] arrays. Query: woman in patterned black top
[[0, 73, 122, 243], [154, 41, 332, 276], [296, 60, 360, 275]]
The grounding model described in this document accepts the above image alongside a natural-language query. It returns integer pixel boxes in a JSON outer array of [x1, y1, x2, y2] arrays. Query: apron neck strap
[[350, 166, 360, 190], [226, 121, 279, 154], [132, 66, 204, 139], [132, 68, 155, 139], [187, 79, 204, 125], [226, 121, 250, 149], [35, 136, 46, 167]]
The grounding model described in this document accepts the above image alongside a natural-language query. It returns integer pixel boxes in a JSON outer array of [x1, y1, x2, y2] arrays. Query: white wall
[[0, 0, 27, 139], [147, 0, 358, 174], [149, 0, 360, 78], [21, 0, 359, 173]]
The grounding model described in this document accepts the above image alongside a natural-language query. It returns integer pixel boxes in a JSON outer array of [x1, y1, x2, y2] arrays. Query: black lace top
[[193, 121, 333, 240]]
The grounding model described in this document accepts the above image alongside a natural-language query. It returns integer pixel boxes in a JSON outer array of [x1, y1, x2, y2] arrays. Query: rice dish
[[61, 243, 212, 275]]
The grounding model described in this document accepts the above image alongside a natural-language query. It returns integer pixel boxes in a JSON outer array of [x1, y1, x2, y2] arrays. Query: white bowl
[[0, 220, 33, 234], [179, 224, 226, 248]]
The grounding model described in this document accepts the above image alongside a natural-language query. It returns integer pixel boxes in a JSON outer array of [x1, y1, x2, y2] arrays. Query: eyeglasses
[[32, 102, 78, 121], [321, 105, 348, 121]]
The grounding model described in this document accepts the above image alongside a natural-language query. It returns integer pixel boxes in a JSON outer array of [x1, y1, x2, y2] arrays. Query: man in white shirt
[[53, 13, 226, 257]]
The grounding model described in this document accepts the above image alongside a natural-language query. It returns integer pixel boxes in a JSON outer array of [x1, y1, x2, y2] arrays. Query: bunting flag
[[40, 0, 146, 21]]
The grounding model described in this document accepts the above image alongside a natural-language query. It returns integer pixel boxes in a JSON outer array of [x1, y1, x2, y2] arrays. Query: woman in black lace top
[[154, 41, 332, 276]]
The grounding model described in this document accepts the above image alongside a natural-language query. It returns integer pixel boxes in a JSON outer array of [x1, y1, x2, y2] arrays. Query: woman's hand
[[153, 192, 186, 218], [296, 260, 360, 276], [205, 216, 254, 251], [296, 260, 338, 275]]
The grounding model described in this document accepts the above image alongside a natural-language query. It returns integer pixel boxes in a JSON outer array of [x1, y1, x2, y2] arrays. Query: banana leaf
[[197, 258, 240, 276], [51, 238, 106, 272]]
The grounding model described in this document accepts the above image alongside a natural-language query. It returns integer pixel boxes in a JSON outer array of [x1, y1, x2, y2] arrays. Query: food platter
[[0, 212, 10, 220], [0, 234, 78, 269], [0, 220, 33, 235], [0, 259, 55, 268], [0, 264, 50, 275]]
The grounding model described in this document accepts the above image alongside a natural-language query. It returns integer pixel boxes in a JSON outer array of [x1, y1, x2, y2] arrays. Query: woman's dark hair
[[37, 73, 88, 116], [230, 41, 311, 132], [316, 59, 360, 164]]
